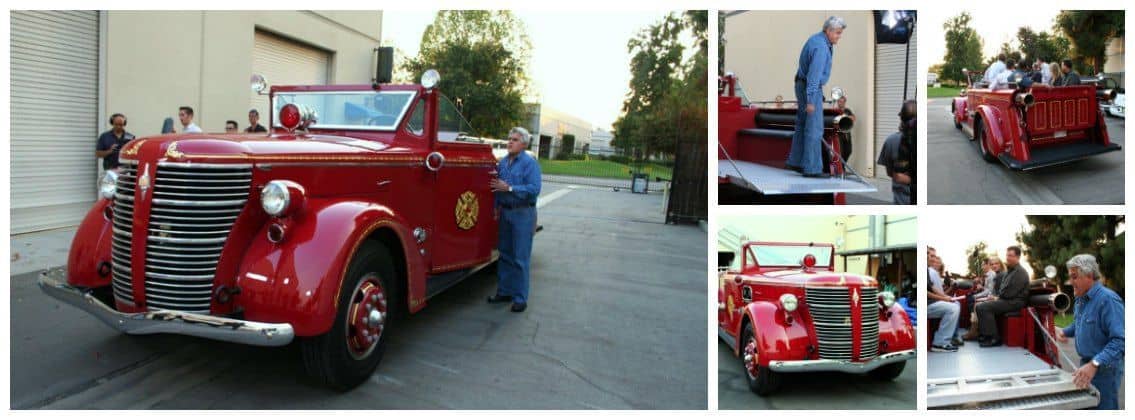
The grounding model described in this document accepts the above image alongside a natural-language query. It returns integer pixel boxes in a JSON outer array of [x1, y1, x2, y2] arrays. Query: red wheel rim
[[743, 337, 759, 378], [346, 273, 387, 360]]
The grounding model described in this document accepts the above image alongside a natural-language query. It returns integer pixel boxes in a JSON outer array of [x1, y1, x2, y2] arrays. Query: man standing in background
[[95, 113, 134, 170]]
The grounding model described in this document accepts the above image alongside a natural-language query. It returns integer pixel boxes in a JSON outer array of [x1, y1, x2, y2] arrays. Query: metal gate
[[666, 134, 707, 224]]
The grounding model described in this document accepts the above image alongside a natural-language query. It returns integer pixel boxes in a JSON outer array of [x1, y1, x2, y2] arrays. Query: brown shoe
[[963, 325, 980, 341]]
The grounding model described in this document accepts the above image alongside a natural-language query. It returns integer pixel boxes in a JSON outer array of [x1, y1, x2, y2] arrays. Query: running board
[[718, 159, 876, 195], [425, 251, 499, 299], [718, 327, 738, 353], [928, 368, 1100, 409]]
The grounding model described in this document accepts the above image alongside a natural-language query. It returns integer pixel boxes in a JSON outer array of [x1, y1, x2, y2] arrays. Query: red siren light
[[280, 104, 301, 130], [802, 254, 816, 268]]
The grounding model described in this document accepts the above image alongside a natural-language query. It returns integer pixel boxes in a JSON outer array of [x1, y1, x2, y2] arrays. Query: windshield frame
[[744, 243, 834, 270], [271, 90, 418, 132]]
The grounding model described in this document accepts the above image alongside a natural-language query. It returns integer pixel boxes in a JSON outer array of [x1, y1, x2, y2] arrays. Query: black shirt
[[96, 130, 135, 170], [245, 124, 267, 133]]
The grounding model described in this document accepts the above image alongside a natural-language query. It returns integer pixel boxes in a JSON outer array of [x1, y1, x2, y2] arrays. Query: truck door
[[426, 95, 497, 275]]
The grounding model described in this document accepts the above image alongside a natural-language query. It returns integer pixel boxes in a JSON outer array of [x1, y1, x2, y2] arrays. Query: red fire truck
[[926, 267, 1100, 409], [39, 67, 503, 390], [717, 73, 875, 205], [717, 242, 915, 395], [951, 70, 1121, 170]]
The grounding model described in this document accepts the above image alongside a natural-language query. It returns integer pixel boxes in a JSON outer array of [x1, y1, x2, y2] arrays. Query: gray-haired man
[[1055, 254, 1124, 409], [786, 16, 845, 178], [487, 127, 542, 312]]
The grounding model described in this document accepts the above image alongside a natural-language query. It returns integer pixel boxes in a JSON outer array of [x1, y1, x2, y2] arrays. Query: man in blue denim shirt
[[786, 16, 845, 178], [487, 127, 541, 313], [1055, 254, 1125, 409]]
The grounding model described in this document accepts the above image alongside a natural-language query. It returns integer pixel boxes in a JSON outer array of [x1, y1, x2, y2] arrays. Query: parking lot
[[10, 184, 707, 409], [717, 342, 916, 410], [927, 97, 1125, 204]]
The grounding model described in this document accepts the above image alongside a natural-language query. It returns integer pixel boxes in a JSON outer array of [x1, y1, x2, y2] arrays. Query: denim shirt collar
[[1083, 281, 1104, 302]]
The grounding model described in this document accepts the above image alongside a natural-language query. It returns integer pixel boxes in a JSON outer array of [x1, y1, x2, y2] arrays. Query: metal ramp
[[718, 159, 876, 195], [927, 345, 1099, 409]]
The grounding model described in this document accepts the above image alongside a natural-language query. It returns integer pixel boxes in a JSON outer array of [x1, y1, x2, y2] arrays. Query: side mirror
[[1044, 265, 1057, 279], [251, 74, 268, 95], [373, 46, 394, 86], [831, 87, 845, 101]]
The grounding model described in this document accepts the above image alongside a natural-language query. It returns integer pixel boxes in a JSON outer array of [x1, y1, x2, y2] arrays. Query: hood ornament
[[138, 163, 151, 194]]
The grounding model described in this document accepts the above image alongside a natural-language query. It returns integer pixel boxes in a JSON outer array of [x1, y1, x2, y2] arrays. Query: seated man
[[989, 60, 1018, 90], [927, 253, 963, 352], [975, 245, 1030, 347]]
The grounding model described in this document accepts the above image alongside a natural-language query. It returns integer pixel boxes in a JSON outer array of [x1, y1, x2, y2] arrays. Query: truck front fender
[[879, 305, 916, 352], [233, 199, 422, 337], [742, 301, 811, 365], [975, 104, 1010, 154], [67, 199, 115, 289], [952, 97, 968, 124]]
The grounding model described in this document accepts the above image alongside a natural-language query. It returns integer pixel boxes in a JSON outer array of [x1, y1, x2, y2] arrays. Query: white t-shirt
[[1040, 62, 1053, 85], [183, 123, 202, 133], [990, 69, 1014, 90], [984, 60, 1006, 84], [928, 267, 945, 294]]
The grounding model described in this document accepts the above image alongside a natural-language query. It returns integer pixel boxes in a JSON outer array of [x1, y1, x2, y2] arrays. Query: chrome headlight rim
[[879, 291, 896, 308], [779, 293, 798, 312], [99, 171, 119, 200], [260, 180, 291, 217]]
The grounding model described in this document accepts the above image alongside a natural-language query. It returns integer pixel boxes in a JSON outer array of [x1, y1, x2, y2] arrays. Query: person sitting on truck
[[1059, 59, 1082, 86], [975, 245, 1030, 347], [487, 127, 542, 313], [1055, 254, 1124, 410], [1048, 62, 1065, 86], [983, 54, 1007, 85], [927, 254, 962, 352], [963, 256, 1005, 341], [989, 60, 1017, 90]]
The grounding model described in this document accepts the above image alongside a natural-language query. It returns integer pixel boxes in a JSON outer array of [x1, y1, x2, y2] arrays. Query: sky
[[383, 11, 690, 132], [923, 8, 1063, 65], [923, 214, 1033, 278]]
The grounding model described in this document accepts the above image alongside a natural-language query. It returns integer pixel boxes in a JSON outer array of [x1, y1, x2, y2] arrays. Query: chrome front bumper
[[768, 349, 916, 373], [38, 267, 294, 347]]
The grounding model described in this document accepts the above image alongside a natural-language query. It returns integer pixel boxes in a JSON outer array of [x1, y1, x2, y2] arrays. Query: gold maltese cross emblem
[[138, 164, 151, 194], [454, 191, 479, 230], [852, 288, 860, 306]]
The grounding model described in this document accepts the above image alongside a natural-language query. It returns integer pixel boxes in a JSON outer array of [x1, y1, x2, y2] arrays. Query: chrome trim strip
[[147, 236, 228, 245], [157, 162, 254, 169], [145, 271, 215, 281], [768, 349, 915, 373], [151, 198, 247, 207]]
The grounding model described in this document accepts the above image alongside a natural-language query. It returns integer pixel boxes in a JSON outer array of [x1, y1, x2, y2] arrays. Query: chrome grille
[[110, 162, 138, 304], [859, 287, 879, 360], [806, 287, 853, 361], [144, 162, 251, 312]]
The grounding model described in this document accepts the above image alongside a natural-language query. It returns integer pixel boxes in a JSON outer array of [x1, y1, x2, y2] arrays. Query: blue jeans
[[1083, 358, 1122, 409], [786, 81, 824, 174], [927, 301, 960, 347], [497, 206, 535, 304]]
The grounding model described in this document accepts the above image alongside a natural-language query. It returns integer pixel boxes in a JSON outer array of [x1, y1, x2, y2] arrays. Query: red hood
[[119, 132, 417, 163]]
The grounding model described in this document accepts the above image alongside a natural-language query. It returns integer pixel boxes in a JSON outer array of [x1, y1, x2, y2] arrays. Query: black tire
[[301, 240, 398, 390], [867, 361, 906, 381], [976, 119, 997, 162], [741, 323, 781, 395]]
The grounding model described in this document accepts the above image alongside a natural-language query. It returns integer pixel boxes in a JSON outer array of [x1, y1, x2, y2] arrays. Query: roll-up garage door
[[10, 11, 100, 233], [250, 30, 331, 122], [873, 24, 917, 179]]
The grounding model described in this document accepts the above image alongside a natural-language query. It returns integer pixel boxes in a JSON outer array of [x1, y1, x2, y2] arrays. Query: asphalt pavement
[[927, 97, 1125, 204], [9, 183, 708, 409], [717, 341, 916, 410]]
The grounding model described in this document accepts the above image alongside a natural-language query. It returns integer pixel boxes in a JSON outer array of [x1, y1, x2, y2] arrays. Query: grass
[[539, 159, 673, 180], [1055, 313, 1074, 328], [928, 86, 963, 98]]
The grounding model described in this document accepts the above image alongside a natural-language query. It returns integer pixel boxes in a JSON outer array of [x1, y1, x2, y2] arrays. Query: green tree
[[995, 42, 1023, 66], [941, 12, 984, 84], [1017, 216, 1125, 296], [403, 11, 532, 138], [1016, 27, 1070, 65], [1055, 11, 1124, 74], [612, 13, 688, 158], [965, 241, 989, 278]]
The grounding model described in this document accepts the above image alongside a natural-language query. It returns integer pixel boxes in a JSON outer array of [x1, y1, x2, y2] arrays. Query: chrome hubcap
[[346, 273, 387, 360], [743, 338, 759, 378]]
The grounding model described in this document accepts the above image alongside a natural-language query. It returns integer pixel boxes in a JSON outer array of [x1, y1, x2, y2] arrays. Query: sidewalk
[[847, 175, 905, 205], [10, 227, 77, 276]]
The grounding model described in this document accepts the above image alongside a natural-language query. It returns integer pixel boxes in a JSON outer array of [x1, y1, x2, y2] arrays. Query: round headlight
[[260, 181, 291, 216], [779, 293, 798, 312], [99, 171, 118, 200], [421, 69, 441, 90], [880, 291, 896, 308]]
